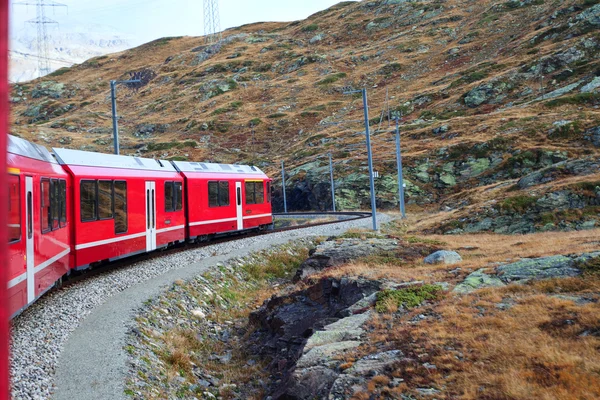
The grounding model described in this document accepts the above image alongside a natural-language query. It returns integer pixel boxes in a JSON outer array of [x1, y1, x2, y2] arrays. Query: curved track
[[59, 212, 371, 292]]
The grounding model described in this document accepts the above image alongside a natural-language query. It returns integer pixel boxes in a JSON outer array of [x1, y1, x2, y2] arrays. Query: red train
[[7, 135, 273, 318]]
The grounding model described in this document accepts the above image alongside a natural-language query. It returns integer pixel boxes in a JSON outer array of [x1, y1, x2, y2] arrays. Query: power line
[[9, 49, 72, 65]]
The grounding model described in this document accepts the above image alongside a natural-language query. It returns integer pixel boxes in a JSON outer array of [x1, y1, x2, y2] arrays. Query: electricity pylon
[[203, 0, 221, 44], [14, 0, 67, 77]]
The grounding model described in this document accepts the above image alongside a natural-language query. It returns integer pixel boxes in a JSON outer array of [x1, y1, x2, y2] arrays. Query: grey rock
[[294, 238, 398, 281], [581, 76, 600, 93], [496, 254, 596, 282], [297, 341, 362, 368], [577, 4, 600, 26], [535, 81, 583, 101], [309, 34, 324, 44], [284, 366, 339, 400], [453, 269, 506, 294], [424, 250, 462, 265], [345, 350, 402, 376], [584, 127, 600, 147], [432, 125, 449, 135]]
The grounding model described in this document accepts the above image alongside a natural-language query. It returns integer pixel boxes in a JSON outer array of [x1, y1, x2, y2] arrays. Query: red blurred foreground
[[1, 0, 11, 398]]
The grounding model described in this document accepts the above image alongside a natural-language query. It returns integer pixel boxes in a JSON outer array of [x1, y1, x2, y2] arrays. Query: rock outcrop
[[294, 238, 399, 281]]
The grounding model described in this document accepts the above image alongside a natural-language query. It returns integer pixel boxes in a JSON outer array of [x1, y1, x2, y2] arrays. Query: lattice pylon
[[203, 0, 221, 44], [14, 0, 66, 77]]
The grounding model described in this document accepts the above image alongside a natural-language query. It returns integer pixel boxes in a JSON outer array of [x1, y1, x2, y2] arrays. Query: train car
[[7, 135, 71, 318], [53, 148, 186, 270], [172, 161, 273, 241]]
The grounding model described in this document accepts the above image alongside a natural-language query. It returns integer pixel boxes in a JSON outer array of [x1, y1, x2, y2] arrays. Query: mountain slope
[[9, 0, 600, 233]]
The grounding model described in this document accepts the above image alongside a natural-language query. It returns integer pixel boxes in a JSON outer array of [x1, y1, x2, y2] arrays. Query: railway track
[[59, 212, 371, 290]]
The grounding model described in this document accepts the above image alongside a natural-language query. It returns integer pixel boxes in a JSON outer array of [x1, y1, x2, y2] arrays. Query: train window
[[59, 180, 67, 227], [80, 180, 97, 221], [8, 174, 21, 243], [51, 179, 60, 230], [208, 181, 229, 207], [245, 182, 256, 205], [256, 182, 264, 204], [175, 182, 183, 211], [114, 181, 127, 234], [219, 181, 230, 207], [266, 182, 271, 203], [208, 181, 218, 207], [245, 182, 264, 205], [165, 182, 175, 212], [41, 178, 51, 233], [98, 181, 114, 220]]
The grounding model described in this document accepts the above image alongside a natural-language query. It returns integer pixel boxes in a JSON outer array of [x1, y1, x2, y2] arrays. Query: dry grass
[[317, 222, 600, 399]]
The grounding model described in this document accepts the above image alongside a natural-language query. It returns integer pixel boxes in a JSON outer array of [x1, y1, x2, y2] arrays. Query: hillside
[[9, 0, 600, 234]]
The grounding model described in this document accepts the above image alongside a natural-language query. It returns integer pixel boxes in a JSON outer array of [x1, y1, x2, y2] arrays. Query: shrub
[[500, 195, 538, 213], [316, 72, 347, 86], [302, 24, 319, 32], [375, 285, 443, 313]]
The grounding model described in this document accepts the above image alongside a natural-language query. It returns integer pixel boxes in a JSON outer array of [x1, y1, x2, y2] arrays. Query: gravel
[[10, 214, 389, 400]]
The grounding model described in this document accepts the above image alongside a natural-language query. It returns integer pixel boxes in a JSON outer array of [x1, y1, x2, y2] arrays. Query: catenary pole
[[110, 80, 119, 155], [110, 78, 141, 155], [361, 88, 378, 231], [328, 152, 336, 212], [281, 160, 288, 213], [394, 117, 406, 218]]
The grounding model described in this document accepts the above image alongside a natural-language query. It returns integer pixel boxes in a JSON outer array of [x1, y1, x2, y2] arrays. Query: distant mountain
[[9, 24, 131, 82]]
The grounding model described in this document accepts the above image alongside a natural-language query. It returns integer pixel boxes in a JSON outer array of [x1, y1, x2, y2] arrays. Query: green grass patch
[[302, 24, 319, 32], [375, 284, 443, 312], [405, 236, 447, 246], [378, 63, 402, 75], [48, 68, 70, 77], [545, 93, 600, 108], [316, 72, 347, 86], [267, 113, 287, 119], [500, 195, 538, 213]]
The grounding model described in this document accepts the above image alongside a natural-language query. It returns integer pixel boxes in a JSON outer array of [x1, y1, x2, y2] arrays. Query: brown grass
[[356, 274, 600, 399]]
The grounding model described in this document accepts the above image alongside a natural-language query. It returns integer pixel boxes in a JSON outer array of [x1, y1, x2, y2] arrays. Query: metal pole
[[395, 118, 406, 219], [110, 80, 119, 155], [362, 88, 378, 231], [281, 160, 288, 213], [328, 153, 336, 212]]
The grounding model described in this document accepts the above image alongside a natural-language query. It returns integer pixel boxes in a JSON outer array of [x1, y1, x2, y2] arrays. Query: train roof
[[172, 161, 267, 176], [8, 134, 57, 164], [52, 147, 177, 172]]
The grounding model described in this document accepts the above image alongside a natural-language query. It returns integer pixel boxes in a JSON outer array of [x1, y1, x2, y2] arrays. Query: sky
[[10, 0, 354, 45]]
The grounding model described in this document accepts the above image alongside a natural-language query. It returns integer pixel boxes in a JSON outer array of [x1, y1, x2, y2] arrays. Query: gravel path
[[10, 214, 389, 400]]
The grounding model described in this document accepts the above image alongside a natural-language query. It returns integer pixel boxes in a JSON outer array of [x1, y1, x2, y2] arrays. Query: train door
[[235, 182, 243, 230], [25, 176, 35, 304], [145, 181, 157, 251]]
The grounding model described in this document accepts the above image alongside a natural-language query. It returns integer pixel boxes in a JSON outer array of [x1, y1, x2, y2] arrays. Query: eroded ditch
[[125, 236, 432, 399]]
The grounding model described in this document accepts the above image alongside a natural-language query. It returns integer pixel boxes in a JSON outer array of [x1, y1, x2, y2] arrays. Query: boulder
[[424, 250, 462, 265], [577, 4, 600, 26], [581, 77, 600, 93], [497, 255, 582, 282], [453, 269, 506, 294], [584, 127, 600, 147]]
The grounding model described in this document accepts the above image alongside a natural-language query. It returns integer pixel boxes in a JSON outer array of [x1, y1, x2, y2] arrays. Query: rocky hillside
[[9, 0, 600, 233]]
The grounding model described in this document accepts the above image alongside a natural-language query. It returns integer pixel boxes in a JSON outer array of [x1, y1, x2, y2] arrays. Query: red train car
[[53, 148, 186, 270], [172, 161, 273, 240], [7, 135, 71, 318]]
